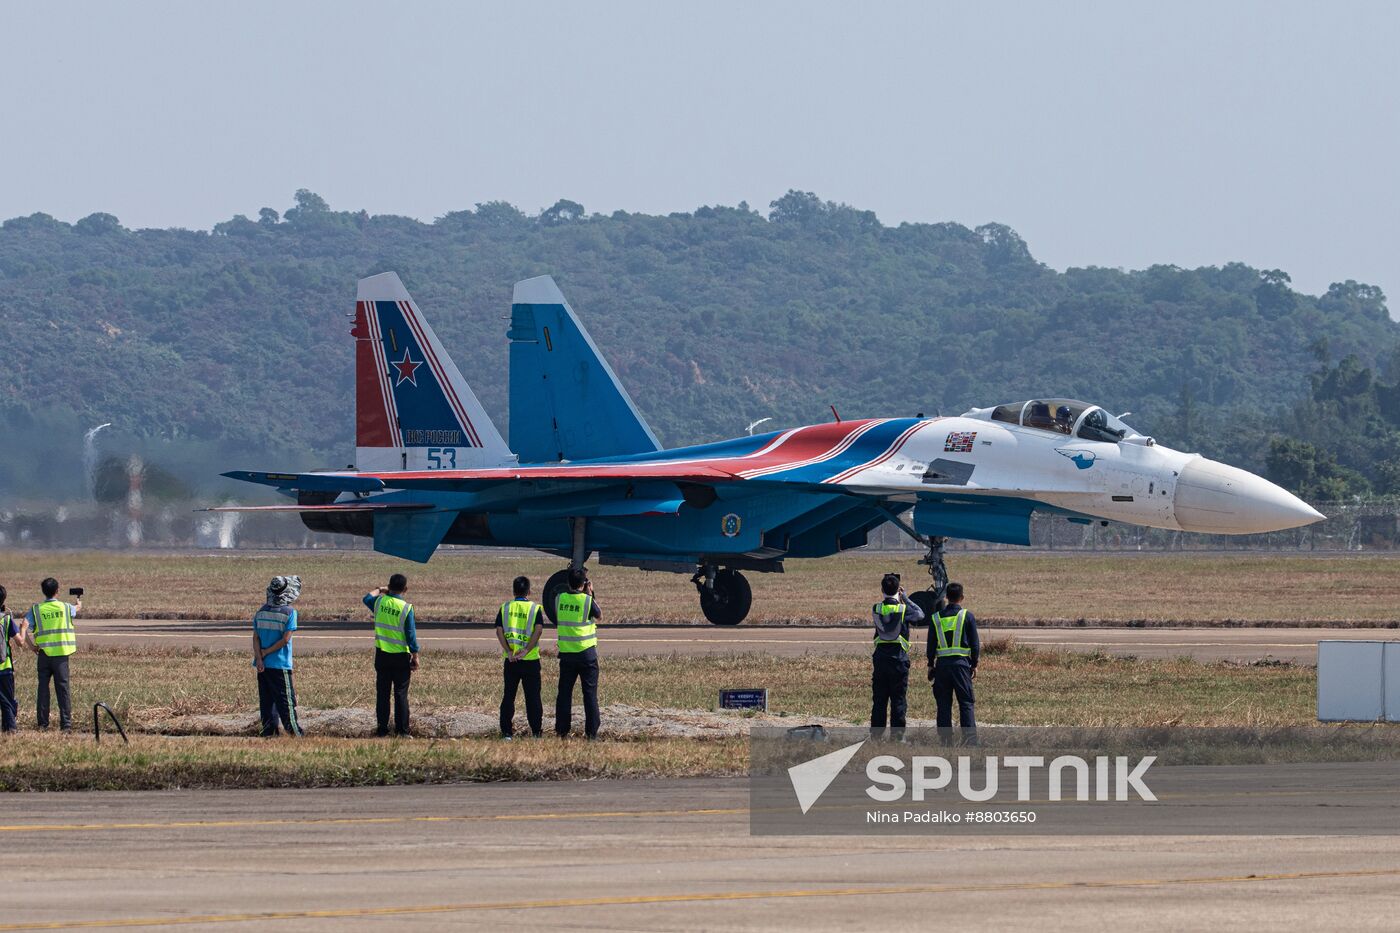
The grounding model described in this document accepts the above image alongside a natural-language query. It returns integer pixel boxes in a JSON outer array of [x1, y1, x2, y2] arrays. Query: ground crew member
[[554, 567, 602, 739], [495, 575, 544, 739], [871, 573, 924, 736], [0, 585, 20, 733], [365, 573, 420, 737], [27, 577, 79, 731], [926, 581, 980, 745], [252, 575, 303, 737]]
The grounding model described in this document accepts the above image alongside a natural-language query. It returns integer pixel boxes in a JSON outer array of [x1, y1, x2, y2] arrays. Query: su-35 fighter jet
[[216, 272, 1324, 625]]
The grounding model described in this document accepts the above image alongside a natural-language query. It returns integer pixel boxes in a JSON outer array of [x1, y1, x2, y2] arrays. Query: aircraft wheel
[[906, 589, 943, 626], [700, 568, 751, 626], [542, 569, 572, 624]]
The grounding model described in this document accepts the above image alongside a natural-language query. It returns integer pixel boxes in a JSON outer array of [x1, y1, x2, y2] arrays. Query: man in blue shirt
[[363, 573, 420, 737], [252, 575, 303, 737]]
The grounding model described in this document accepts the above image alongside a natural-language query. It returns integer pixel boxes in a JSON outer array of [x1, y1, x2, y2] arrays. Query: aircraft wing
[[198, 502, 434, 513]]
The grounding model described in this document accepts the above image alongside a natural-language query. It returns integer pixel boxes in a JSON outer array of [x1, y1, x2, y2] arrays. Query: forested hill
[[1, 189, 1394, 500]]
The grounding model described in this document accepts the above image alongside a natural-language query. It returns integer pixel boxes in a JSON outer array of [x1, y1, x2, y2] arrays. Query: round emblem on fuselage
[[721, 513, 742, 537]]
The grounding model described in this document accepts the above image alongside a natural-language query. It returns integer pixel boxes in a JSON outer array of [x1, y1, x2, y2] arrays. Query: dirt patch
[[147, 704, 903, 739]]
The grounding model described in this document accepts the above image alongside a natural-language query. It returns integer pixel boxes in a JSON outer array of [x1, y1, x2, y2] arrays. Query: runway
[[2, 780, 1398, 930], [75, 618, 1399, 663]]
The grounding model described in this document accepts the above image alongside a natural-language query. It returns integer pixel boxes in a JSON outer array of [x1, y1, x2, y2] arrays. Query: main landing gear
[[542, 568, 573, 624], [692, 565, 752, 626], [543, 517, 589, 625]]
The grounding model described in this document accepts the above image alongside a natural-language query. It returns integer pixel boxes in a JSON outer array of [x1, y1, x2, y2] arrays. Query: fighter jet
[[217, 272, 1325, 625]]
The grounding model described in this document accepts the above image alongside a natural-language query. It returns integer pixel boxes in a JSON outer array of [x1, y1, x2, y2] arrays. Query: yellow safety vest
[[500, 599, 542, 661], [933, 609, 971, 659], [555, 592, 597, 653], [373, 594, 412, 654], [0, 611, 11, 672], [873, 602, 910, 652], [32, 600, 76, 657]]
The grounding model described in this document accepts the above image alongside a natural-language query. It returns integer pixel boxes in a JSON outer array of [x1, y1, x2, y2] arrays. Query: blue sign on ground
[[720, 688, 768, 711]]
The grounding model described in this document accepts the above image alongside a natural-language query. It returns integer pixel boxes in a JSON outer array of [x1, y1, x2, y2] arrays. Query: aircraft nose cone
[[1173, 459, 1325, 534]]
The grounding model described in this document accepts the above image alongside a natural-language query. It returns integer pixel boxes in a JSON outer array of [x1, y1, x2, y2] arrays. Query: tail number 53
[[426, 447, 458, 469]]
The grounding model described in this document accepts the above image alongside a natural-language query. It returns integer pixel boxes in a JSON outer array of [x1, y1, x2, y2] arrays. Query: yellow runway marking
[[2, 867, 1397, 929], [0, 805, 748, 834]]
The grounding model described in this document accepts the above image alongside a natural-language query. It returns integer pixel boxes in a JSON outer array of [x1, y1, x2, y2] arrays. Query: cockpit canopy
[[977, 399, 1137, 443]]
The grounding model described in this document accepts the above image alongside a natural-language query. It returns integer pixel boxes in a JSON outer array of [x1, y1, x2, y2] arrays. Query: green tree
[[540, 199, 585, 225]]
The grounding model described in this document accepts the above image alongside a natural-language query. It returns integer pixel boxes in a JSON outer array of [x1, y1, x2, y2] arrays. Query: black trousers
[[932, 660, 977, 744], [555, 652, 600, 738], [375, 649, 413, 736], [870, 653, 909, 730], [0, 670, 16, 732], [501, 658, 543, 737], [257, 667, 303, 737], [36, 653, 71, 730]]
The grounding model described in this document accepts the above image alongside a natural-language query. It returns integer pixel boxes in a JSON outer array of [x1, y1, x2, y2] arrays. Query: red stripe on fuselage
[[738, 419, 885, 479], [824, 419, 933, 485], [360, 420, 884, 485]]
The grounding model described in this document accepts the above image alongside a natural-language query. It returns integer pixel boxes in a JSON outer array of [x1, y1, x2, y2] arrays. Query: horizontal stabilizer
[[509, 276, 661, 463], [222, 471, 386, 494], [372, 509, 459, 563]]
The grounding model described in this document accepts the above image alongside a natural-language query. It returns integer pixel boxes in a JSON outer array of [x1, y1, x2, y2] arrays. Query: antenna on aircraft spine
[[830, 405, 841, 423]]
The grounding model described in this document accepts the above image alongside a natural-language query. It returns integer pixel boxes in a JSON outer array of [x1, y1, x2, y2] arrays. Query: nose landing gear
[[693, 565, 752, 626], [904, 535, 949, 623]]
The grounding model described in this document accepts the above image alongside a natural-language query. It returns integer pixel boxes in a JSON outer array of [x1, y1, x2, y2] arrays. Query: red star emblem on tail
[[392, 348, 422, 387]]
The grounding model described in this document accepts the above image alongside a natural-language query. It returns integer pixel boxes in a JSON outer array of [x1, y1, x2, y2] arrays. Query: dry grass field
[[4, 645, 1317, 729], [0, 641, 1317, 790], [0, 548, 1396, 624]]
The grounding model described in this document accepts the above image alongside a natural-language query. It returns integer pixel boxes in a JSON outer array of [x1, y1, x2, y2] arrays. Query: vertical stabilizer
[[353, 272, 513, 472], [508, 276, 661, 463]]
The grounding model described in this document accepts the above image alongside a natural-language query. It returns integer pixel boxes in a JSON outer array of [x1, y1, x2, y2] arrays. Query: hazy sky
[[4, 1, 1397, 300]]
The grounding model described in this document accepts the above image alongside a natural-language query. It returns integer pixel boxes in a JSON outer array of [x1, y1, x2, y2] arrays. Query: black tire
[[541, 569, 572, 624], [907, 589, 943, 626], [700, 568, 752, 626]]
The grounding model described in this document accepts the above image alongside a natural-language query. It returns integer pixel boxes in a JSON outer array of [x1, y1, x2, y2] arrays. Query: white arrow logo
[[787, 740, 866, 814]]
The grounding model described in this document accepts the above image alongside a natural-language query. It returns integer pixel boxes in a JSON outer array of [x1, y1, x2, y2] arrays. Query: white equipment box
[[1317, 640, 1400, 722]]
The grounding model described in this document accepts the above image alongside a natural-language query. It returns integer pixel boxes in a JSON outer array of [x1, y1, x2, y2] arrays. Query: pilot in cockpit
[[1054, 405, 1075, 434]]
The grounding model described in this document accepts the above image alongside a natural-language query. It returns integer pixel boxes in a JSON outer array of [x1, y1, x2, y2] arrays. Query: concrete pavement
[[74, 617, 1400, 663], [2, 780, 1398, 930]]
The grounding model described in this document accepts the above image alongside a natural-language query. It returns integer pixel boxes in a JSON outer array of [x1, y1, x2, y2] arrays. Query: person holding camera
[[25, 578, 80, 731], [871, 572, 924, 736], [364, 573, 420, 737], [554, 567, 602, 739]]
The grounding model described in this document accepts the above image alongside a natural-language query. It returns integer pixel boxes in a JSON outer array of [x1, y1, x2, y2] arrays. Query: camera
[[68, 587, 84, 597]]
